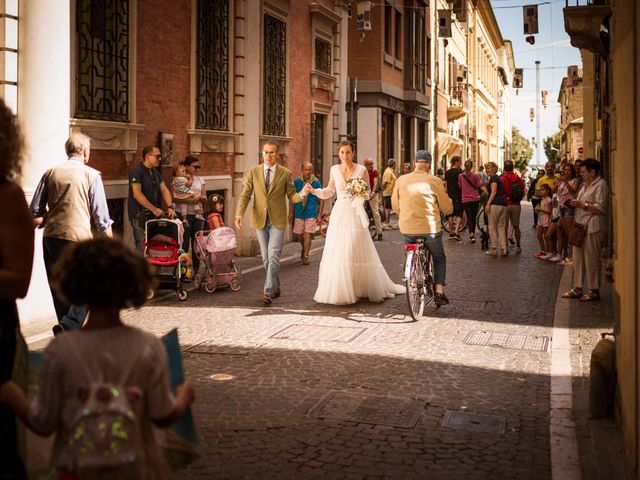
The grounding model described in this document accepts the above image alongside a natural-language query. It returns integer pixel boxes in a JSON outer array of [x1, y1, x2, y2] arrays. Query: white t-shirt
[[187, 175, 205, 214]]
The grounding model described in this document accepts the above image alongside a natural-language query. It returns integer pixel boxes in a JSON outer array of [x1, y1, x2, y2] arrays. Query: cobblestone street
[[25, 208, 624, 480], [122, 209, 570, 479]]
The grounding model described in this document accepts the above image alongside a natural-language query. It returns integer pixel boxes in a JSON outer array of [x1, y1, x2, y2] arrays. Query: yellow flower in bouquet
[[345, 177, 370, 200]]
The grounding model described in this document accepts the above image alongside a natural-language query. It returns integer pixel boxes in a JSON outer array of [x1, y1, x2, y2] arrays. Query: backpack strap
[[63, 330, 147, 385], [64, 334, 101, 383]]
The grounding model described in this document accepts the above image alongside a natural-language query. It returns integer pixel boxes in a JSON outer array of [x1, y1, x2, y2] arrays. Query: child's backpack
[[508, 177, 525, 202], [65, 336, 145, 479]]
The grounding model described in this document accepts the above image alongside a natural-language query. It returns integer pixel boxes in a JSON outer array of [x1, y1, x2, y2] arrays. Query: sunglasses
[[262, 151, 278, 157], [192, 165, 201, 169]]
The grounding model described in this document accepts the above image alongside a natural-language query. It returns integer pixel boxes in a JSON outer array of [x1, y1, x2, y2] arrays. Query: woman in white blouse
[[561, 158, 608, 301]]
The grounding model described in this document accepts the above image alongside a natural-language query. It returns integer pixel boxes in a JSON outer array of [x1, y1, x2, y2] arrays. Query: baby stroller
[[195, 227, 241, 293], [144, 218, 189, 301]]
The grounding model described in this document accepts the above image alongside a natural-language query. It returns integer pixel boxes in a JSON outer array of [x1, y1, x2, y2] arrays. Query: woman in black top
[[0, 98, 33, 479], [483, 161, 508, 257]]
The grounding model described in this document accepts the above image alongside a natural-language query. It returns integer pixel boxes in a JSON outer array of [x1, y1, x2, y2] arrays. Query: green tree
[[543, 131, 562, 162], [511, 127, 533, 172]]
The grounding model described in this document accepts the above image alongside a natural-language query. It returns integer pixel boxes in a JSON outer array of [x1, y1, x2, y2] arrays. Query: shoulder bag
[[569, 214, 594, 247]]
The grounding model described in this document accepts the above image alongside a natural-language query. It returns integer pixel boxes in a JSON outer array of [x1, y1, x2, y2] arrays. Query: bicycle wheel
[[404, 250, 426, 320], [476, 205, 487, 230], [424, 253, 436, 306], [440, 213, 450, 233]]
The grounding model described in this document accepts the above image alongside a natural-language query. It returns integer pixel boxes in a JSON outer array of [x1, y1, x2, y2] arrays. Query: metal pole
[[535, 60, 541, 165]]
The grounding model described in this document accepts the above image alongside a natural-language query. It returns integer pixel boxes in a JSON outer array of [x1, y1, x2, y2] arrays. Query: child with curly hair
[[204, 193, 225, 230], [0, 238, 195, 479]]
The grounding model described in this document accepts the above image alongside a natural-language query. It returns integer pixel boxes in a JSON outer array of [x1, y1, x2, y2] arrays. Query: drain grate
[[270, 324, 367, 343], [309, 390, 427, 428], [185, 341, 261, 356], [442, 410, 506, 434], [463, 330, 549, 352]]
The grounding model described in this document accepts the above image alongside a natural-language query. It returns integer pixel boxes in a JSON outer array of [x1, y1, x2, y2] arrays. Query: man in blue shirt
[[30, 133, 113, 335], [289, 162, 323, 265]]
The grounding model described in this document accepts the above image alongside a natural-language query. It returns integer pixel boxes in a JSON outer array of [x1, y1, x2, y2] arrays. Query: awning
[[436, 132, 464, 159]]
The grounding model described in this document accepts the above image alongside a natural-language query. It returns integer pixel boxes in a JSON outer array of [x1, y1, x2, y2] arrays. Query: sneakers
[[541, 253, 555, 260], [469, 235, 476, 244], [549, 254, 563, 262], [434, 292, 450, 306]]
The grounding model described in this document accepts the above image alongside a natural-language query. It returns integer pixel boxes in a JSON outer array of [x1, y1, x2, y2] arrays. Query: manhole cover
[[442, 410, 506, 434], [309, 390, 427, 428], [463, 330, 549, 352], [186, 341, 261, 355], [270, 324, 367, 343]]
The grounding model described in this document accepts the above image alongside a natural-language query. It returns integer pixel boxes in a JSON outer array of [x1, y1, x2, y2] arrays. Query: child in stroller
[[144, 218, 190, 300], [194, 194, 241, 293]]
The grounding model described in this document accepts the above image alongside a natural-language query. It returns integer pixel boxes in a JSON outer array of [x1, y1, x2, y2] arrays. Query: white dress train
[[311, 164, 404, 305]]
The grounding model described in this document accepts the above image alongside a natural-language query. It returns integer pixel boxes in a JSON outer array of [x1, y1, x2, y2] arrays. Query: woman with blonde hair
[[483, 162, 508, 256]]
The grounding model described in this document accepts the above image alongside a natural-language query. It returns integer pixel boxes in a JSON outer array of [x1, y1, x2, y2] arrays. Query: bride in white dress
[[302, 140, 404, 305]]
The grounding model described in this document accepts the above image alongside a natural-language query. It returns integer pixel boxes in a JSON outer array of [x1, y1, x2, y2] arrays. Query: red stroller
[[195, 227, 241, 293], [144, 218, 189, 301]]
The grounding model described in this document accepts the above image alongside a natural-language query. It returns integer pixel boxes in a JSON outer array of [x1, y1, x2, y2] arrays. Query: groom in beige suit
[[235, 141, 304, 306]]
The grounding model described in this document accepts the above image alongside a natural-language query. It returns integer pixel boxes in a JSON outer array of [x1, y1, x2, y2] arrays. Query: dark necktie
[[265, 168, 271, 190]]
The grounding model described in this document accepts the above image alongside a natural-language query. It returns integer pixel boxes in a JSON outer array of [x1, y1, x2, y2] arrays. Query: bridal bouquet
[[345, 177, 371, 228], [345, 177, 370, 201]]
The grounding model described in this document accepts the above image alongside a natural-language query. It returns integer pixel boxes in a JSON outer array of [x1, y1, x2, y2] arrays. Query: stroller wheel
[[146, 289, 155, 300], [204, 282, 216, 294], [177, 289, 188, 301], [229, 279, 241, 291]]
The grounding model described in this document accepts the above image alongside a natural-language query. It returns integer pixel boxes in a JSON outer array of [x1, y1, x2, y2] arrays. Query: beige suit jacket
[[236, 164, 303, 229]]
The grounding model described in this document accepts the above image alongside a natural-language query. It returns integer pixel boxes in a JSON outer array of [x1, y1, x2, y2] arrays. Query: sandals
[[561, 288, 583, 299], [580, 290, 601, 302]]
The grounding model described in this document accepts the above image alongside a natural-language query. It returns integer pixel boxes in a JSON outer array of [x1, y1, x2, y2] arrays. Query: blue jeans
[[255, 219, 285, 296], [403, 232, 446, 286], [43, 237, 88, 330]]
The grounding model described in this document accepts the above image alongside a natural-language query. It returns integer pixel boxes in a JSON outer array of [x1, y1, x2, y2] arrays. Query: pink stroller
[[195, 227, 241, 293]]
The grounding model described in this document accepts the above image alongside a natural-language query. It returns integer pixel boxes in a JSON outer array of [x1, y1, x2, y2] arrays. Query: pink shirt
[[538, 197, 552, 227], [458, 172, 482, 203]]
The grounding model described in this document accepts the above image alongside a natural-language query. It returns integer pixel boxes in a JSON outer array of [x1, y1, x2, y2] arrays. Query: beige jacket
[[391, 170, 453, 234], [236, 164, 303, 229]]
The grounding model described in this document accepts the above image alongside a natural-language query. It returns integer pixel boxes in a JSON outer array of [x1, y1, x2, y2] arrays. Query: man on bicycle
[[392, 150, 453, 306]]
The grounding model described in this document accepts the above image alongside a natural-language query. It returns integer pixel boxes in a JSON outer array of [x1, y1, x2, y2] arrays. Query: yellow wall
[[611, 0, 640, 474]]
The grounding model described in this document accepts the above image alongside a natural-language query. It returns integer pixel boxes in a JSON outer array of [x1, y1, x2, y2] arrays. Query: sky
[[490, 0, 581, 166]]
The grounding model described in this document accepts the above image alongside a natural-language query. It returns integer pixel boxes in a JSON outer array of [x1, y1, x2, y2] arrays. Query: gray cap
[[415, 150, 432, 163]]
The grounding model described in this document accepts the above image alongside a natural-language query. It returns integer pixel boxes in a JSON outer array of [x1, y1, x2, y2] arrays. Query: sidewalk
[[558, 263, 627, 479]]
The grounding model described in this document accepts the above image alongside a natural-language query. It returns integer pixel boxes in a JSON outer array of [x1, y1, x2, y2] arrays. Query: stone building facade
[[557, 65, 584, 162]]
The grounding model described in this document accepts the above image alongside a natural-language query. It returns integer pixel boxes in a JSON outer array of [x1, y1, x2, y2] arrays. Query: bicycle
[[403, 239, 437, 320], [440, 210, 468, 233]]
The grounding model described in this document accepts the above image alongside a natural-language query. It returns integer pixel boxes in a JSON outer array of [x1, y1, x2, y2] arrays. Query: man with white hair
[[30, 133, 113, 335]]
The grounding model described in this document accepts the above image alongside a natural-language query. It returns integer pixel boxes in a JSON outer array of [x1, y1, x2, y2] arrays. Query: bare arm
[[152, 380, 195, 428], [0, 183, 34, 299], [131, 184, 163, 217], [0, 381, 30, 429]]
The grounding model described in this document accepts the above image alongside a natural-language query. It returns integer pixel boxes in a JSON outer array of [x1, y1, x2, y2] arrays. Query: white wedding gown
[[312, 164, 404, 305]]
